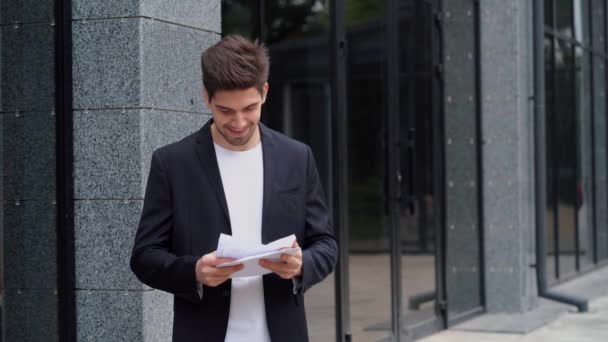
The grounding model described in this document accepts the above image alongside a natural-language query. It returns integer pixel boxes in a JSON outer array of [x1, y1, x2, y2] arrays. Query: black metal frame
[[386, 0, 403, 340], [571, 0, 581, 273], [55, 0, 75, 340], [329, 1, 350, 341], [432, 0, 448, 330], [473, 0, 487, 313]]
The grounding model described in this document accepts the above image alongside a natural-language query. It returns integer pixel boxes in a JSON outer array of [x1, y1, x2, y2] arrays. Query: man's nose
[[232, 112, 247, 128]]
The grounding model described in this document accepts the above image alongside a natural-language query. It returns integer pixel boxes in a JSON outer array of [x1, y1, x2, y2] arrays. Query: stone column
[[479, 0, 536, 313], [71, 1, 219, 340]]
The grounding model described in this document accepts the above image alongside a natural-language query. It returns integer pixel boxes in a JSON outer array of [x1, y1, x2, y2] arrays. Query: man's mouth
[[227, 127, 247, 136]]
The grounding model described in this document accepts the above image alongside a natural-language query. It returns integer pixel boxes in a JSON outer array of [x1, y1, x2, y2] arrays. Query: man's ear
[[203, 87, 211, 107], [261, 82, 269, 104]]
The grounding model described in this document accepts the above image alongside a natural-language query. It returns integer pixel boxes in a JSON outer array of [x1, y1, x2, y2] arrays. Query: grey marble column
[[478, 0, 536, 313], [71, 1, 219, 340]]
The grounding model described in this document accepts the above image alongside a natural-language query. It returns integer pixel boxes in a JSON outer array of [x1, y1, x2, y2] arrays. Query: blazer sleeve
[[130, 150, 201, 304], [299, 146, 339, 293]]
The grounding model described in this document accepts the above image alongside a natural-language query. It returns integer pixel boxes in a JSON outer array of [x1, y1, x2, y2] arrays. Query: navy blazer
[[130, 119, 338, 342]]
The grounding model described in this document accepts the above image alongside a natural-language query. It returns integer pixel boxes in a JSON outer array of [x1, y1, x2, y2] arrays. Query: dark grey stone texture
[[1, 111, 56, 201], [72, 0, 221, 33], [72, 18, 140, 109], [2, 200, 57, 289], [140, 19, 217, 113], [141, 0, 221, 33], [479, 0, 533, 313], [0, 0, 54, 25], [76, 289, 173, 342], [443, 0, 483, 319], [3, 289, 59, 342], [72, 0, 140, 20], [73, 109, 141, 199], [73, 109, 209, 199], [0, 23, 56, 112], [72, 17, 218, 112], [74, 199, 143, 289], [139, 111, 210, 195], [70, 3, 219, 340]]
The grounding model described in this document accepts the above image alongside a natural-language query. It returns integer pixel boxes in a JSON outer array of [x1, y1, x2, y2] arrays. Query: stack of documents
[[216, 233, 300, 278]]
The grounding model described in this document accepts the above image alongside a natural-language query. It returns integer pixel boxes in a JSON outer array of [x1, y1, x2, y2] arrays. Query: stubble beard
[[217, 123, 257, 147]]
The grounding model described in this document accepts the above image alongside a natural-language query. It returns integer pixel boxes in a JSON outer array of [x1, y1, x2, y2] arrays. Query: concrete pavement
[[420, 266, 608, 342]]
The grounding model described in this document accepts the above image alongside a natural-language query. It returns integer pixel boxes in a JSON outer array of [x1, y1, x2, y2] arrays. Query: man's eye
[[219, 108, 231, 113]]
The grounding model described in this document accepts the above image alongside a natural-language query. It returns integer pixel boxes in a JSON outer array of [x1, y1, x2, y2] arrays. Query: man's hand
[[196, 251, 243, 287], [259, 241, 302, 279]]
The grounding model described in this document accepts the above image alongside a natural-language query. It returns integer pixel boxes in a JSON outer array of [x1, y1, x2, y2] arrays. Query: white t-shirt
[[214, 142, 271, 342]]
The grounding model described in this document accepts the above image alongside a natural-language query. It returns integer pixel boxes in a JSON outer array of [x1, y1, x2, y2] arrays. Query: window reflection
[[555, 0, 573, 39], [544, 0, 598, 281], [574, 46, 593, 269], [224, 1, 337, 340]]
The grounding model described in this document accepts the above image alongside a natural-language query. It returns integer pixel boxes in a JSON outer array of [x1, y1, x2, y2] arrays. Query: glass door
[[396, 0, 444, 339], [221, 1, 446, 340], [345, 1, 393, 340], [346, 0, 444, 340]]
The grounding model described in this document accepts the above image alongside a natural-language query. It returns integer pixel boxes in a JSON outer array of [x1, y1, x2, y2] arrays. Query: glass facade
[[223, 0, 455, 340], [0, 0, 62, 340], [250, 1, 337, 340], [10, 0, 608, 340], [544, 0, 608, 284]]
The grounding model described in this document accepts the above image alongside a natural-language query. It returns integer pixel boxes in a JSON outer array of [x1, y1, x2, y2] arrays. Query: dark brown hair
[[201, 35, 269, 100]]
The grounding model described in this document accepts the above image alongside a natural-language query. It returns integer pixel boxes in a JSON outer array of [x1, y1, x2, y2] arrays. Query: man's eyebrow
[[215, 104, 234, 110], [215, 102, 259, 110]]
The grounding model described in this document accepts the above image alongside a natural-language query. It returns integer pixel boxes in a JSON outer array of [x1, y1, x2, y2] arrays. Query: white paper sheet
[[216, 233, 300, 278]]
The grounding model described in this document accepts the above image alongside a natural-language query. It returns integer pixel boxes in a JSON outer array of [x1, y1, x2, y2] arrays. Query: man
[[130, 35, 338, 342]]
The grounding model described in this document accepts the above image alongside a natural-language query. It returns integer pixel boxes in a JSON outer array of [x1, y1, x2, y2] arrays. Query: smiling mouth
[[227, 127, 247, 135]]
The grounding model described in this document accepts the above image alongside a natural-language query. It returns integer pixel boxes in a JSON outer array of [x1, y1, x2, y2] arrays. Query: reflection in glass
[[222, 0, 257, 40], [573, 0, 589, 44], [223, 1, 337, 340], [344, 1, 391, 340], [554, 39, 577, 277], [555, 0, 574, 39], [397, 1, 439, 336], [574, 46, 593, 269], [545, 35, 558, 283], [594, 55, 608, 262], [545, 0, 553, 28], [1, 0, 59, 340], [591, 0, 608, 263]]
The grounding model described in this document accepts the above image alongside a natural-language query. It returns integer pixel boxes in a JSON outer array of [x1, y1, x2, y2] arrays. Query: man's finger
[[212, 264, 243, 275], [202, 251, 239, 267], [280, 253, 301, 266], [260, 259, 291, 273]]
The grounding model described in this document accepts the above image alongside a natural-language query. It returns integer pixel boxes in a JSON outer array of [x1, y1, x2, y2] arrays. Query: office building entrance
[[223, 0, 457, 340]]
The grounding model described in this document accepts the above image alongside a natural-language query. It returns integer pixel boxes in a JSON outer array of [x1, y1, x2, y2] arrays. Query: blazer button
[[222, 290, 230, 297]]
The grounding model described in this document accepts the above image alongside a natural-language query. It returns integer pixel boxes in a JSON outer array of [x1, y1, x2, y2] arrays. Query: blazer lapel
[[260, 123, 276, 244], [194, 119, 231, 232]]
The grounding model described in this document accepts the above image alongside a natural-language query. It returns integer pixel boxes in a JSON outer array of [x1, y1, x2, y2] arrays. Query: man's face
[[204, 84, 268, 149]]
